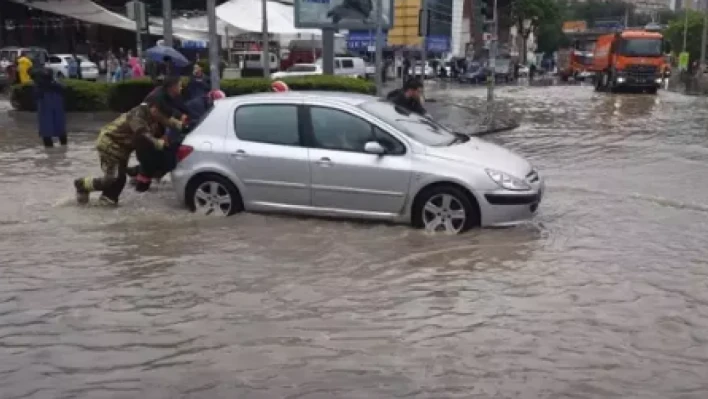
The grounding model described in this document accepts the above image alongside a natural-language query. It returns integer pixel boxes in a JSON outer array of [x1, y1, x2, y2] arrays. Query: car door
[[304, 105, 412, 215], [224, 101, 311, 208]]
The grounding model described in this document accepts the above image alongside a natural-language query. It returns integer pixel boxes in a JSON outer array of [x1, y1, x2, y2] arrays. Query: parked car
[[409, 61, 435, 79], [46, 54, 99, 81], [459, 62, 489, 83], [0, 46, 50, 68], [272, 63, 323, 79], [171, 92, 544, 234], [0, 67, 8, 89]]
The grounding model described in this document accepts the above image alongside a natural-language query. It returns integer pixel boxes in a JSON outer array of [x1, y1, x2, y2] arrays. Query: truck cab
[[592, 30, 664, 93]]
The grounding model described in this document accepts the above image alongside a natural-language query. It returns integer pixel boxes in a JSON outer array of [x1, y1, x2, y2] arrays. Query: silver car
[[171, 92, 544, 234]]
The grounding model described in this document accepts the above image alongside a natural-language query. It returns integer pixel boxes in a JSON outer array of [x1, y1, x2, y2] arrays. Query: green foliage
[[10, 75, 376, 112], [10, 79, 109, 112], [665, 11, 704, 62], [512, 0, 560, 36]]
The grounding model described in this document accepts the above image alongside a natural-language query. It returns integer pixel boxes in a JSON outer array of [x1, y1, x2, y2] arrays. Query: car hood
[[424, 137, 532, 178]]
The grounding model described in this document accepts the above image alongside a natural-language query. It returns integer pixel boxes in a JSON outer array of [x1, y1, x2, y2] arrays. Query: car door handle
[[231, 149, 247, 159], [315, 157, 333, 166]]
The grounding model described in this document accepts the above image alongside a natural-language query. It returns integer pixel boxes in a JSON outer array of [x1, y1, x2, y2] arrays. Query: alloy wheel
[[194, 181, 232, 216], [422, 193, 467, 234]]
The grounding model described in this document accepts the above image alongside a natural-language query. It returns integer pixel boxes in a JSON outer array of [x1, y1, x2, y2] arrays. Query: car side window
[[341, 59, 354, 68], [234, 104, 300, 146], [309, 107, 374, 152], [335, 60, 342, 69], [49, 56, 61, 64], [374, 126, 406, 155]]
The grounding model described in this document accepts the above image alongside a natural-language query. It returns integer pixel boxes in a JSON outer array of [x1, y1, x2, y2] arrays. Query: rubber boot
[[59, 135, 68, 146], [42, 137, 54, 148]]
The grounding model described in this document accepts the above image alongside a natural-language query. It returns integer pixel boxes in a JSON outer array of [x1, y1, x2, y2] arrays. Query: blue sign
[[347, 30, 387, 50], [594, 20, 624, 30], [181, 40, 207, 49], [426, 35, 450, 52]]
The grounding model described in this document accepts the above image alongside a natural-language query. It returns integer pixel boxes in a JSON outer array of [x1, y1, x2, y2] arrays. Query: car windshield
[[288, 64, 316, 72], [359, 100, 456, 147], [619, 38, 662, 57]]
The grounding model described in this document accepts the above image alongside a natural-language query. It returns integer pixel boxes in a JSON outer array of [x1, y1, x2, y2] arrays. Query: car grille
[[624, 64, 658, 79], [526, 169, 539, 183]]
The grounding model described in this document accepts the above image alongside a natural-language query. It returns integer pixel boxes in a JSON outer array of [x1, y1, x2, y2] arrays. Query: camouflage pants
[[78, 152, 128, 203]]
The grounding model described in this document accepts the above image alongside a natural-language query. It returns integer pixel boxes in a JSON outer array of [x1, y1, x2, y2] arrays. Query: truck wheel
[[595, 73, 605, 92]]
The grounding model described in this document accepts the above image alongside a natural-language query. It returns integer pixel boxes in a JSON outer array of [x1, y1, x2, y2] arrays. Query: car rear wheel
[[185, 174, 243, 216], [412, 185, 478, 234]]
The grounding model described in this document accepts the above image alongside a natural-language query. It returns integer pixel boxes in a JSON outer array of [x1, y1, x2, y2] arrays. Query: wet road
[[2, 84, 708, 399]]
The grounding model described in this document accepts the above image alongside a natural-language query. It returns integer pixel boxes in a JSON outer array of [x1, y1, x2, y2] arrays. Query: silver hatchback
[[171, 91, 544, 234]]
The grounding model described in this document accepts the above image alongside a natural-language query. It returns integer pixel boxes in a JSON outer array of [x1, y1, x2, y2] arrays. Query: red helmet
[[271, 80, 290, 92], [208, 90, 226, 101]]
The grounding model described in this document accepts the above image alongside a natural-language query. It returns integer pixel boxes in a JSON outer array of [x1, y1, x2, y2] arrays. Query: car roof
[[216, 91, 376, 107]]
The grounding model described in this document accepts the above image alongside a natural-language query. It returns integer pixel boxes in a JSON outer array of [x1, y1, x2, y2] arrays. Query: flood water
[[2, 84, 708, 399]]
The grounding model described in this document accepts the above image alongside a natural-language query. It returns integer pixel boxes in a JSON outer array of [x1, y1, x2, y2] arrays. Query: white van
[[237, 51, 279, 77], [315, 56, 367, 79]]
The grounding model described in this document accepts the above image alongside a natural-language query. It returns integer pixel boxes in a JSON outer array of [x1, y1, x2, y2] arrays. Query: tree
[[665, 11, 704, 63], [511, 0, 560, 62]]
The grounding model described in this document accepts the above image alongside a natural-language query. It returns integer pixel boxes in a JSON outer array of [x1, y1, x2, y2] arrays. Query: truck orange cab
[[592, 30, 664, 93]]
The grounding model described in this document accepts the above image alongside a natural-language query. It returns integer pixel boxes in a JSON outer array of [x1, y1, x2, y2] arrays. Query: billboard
[[294, 0, 394, 30], [562, 20, 587, 33], [426, 35, 450, 52]]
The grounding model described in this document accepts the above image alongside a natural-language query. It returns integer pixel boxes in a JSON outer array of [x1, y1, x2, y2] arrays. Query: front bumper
[[479, 180, 544, 227], [615, 75, 662, 87]]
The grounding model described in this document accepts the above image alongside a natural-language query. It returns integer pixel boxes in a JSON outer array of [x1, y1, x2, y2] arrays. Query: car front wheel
[[412, 185, 479, 234], [185, 174, 243, 216]]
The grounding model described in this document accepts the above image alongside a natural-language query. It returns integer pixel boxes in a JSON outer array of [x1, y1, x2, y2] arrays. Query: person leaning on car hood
[[386, 78, 426, 115]]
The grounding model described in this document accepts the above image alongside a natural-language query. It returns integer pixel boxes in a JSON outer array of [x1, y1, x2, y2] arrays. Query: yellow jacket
[[17, 56, 33, 84]]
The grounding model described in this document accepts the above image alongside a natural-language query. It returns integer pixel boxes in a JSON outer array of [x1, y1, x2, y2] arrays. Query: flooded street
[[2, 84, 708, 398]]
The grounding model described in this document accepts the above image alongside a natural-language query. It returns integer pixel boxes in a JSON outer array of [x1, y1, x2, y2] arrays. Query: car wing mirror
[[364, 141, 386, 155]]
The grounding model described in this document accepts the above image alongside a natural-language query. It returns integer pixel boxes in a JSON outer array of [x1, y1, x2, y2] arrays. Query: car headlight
[[486, 169, 531, 191]]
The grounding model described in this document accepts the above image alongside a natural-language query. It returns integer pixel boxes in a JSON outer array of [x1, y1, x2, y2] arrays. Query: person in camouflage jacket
[[73, 96, 183, 205]]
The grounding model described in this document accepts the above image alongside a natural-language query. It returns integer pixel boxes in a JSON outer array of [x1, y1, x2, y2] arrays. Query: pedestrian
[[73, 96, 184, 206], [128, 56, 144, 78], [68, 56, 79, 79], [34, 68, 67, 148], [386, 78, 426, 115], [16, 53, 33, 84], [74, 54, 83, 80], [529, 63, 537, 82], [185, 64, 210, 100]]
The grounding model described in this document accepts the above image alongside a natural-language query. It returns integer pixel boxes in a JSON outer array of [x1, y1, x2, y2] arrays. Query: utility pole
[[701, 0, 707, 69], [374, 0, 385, 95], [162, 0, 173, 47], [133, 1, 144, 66], [420, 0, 428, 86], [261, 0, 270, 78], [486, 0, 497, 103], [207, 0, 220, 89], [683, 7, 689, 52]]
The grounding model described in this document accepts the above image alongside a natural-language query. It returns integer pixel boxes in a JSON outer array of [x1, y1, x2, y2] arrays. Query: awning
[[216, 0, 321, 36], [9, 0, 208, 41]]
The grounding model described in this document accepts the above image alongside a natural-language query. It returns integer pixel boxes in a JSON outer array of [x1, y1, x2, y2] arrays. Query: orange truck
[[592, 29, 665, 93], [558, 47, 595, 81]]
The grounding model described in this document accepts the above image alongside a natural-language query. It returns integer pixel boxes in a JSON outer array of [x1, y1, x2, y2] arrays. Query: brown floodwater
[[1, 84, 708, 399]]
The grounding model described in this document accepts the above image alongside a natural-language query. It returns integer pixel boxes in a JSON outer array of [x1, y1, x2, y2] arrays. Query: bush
[[10, 75, 376, 112], [106, 78, 159, 113], [10, 79, 109, 112]]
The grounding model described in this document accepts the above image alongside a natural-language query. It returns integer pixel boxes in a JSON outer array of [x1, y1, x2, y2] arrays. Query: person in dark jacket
[[184, 64, 210, 100], [386, 78, 426, 115], [34, 68, 67, 147], [128, 89, 226, 192]]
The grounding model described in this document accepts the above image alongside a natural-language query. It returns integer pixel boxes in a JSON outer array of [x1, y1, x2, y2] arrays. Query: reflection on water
[[1, 86, 708, 398]]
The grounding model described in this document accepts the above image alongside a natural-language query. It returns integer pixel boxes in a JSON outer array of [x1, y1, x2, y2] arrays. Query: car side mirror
[[364, 141, 386, 155]]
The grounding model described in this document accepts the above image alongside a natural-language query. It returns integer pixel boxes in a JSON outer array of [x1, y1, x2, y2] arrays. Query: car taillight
[[176, 145, 193, 162]]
